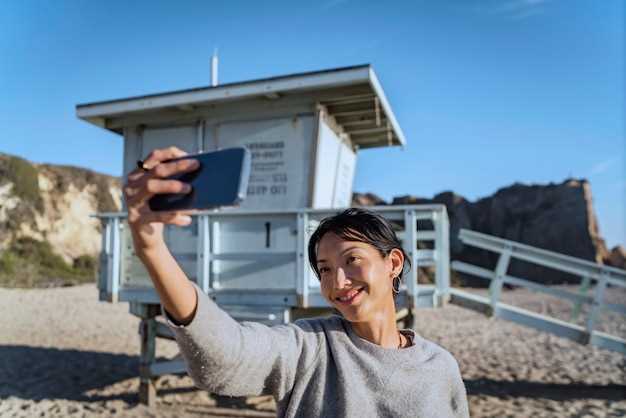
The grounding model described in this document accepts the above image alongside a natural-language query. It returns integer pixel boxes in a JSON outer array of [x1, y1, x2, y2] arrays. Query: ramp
[[450, 229, 626, 355]]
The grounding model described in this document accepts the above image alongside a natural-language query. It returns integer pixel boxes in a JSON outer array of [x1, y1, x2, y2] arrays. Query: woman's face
[[316, 232, 403, 323]]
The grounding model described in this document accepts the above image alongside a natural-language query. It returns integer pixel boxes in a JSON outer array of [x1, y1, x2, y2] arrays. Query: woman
[[124, 147, 469, 418]]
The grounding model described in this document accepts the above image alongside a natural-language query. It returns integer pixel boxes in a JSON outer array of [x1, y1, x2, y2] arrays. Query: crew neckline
[[339, 316, 423, 357]]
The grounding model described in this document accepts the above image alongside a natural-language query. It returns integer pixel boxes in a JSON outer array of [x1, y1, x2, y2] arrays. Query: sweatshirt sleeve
[[447, 354, 470, 418], [161, 282, 321, 399]]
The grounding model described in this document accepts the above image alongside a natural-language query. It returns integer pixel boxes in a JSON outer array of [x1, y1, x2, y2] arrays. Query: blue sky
[[1, 0, 624, 247]]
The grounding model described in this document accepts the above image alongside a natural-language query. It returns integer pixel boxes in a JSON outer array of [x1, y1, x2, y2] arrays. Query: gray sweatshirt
[[164, 283, 470, 418]]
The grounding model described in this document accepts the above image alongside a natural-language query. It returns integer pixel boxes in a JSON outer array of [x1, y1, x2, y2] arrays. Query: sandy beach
[[1, 283, 624, 418]]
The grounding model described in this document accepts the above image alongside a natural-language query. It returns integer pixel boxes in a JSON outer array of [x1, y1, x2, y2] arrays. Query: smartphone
[[148, 147, 251, 212]]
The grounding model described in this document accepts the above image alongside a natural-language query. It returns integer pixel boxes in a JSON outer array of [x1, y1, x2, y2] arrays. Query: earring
[[392, 276, 401, 294]]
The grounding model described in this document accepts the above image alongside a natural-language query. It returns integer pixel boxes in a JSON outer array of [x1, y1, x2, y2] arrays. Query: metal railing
[[96, 204, 451, 311], [451, 229, 626, 354]]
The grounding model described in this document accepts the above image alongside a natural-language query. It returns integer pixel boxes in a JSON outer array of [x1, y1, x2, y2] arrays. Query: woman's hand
[[123, 146, 200, 254]]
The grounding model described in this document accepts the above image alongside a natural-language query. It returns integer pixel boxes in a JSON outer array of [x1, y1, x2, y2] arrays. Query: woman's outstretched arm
[[123, 146, 320, 398]]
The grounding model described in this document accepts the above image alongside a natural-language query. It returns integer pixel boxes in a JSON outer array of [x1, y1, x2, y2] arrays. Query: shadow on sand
[[0, 345, 264, 411], [0, 345, 143, 403], [465, 378, 626, 401]]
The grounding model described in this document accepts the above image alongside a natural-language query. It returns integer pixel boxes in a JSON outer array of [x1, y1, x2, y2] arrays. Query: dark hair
[[307, 208, 411, 286]]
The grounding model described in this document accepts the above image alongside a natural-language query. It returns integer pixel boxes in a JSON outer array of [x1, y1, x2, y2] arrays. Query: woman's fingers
[[126, 163, 197, 197], [127, 168, 147, 183], [125, 149, 198, 199], [142, 146, 188, 169], [145, 178, 192, 195], [126, 178, 192, 208], [171, 209, 198, 217], [152, 158, 199, 179]]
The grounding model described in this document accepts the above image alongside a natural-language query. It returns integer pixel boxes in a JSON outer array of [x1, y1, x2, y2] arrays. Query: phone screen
[[148, 147, 251, 212]]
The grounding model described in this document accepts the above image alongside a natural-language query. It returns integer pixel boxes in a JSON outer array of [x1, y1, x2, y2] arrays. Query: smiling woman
[[308, 209, 411, 348], [123, 147, 469, 418]]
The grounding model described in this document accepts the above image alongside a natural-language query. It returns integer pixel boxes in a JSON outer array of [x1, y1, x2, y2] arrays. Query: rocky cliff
[[0, 153, 121, 286], [354, 179, 624, 285]]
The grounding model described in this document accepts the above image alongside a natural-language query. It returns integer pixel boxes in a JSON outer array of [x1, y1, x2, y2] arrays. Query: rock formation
[[351, 192, 387, 207], [608, 246, 626, 270], [356, 179, 622, 285], [0, 153, 121, 267]]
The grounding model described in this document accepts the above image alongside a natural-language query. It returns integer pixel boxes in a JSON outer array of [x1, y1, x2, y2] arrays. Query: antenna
[[211, 48, 219, 87]]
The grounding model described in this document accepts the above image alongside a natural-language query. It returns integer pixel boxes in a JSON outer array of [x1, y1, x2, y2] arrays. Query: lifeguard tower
[[75, 63, 451, 405]]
